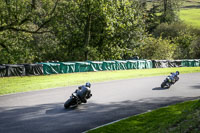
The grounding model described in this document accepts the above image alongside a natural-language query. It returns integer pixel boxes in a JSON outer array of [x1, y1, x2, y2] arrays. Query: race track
[[0, 72, 200, 133]]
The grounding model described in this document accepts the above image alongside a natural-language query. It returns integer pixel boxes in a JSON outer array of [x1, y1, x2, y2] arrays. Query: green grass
[[179, 9, 200, 28], [87, 99, 200, 133], [182, 0, 200, 7], [0, 67, 200, 95]]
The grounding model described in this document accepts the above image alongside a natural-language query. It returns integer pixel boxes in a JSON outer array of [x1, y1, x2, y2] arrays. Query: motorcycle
[[161, 74, 179, 89], [64, 90, 92, 109], [64, 92, 82, 109]]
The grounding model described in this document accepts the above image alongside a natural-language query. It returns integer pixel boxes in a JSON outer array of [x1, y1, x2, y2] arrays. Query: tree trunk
[[84, 14, 92, 60]]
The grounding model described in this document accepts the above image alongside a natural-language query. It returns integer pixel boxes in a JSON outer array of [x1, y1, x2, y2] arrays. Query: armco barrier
[[152, 60, 169, 68], [137, 60, 146, 69], [42, 63, 61, 75], [60, 62, 75, 73], [88, 61, 103, 71], [126, 60, 137, 69], [181, 59, 200, 67], [145, 60, 153, 69], [0, 65, 6, 77], [5, 64, 26, 77], [102, 61, 117, 71], [75, 62, 91, 72], [24, 64, 43, 76], [0, 59, 200, 77], [115, 60, 127, 70]]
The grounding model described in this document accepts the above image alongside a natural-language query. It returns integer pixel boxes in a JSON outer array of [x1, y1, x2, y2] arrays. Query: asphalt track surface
[[0, 73, 200, 133]]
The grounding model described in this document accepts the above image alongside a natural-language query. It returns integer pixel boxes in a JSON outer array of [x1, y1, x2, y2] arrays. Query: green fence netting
[[145, 60, 153, 69], [152, 60, 169, 68], [42, 63, 61, 75], [181, 59, 200, 67], [102, 61, 117, 71], [1, 59, 199, 77], [75, 62, 91, 72], [5, 64, 26, 76], [0, 65, 6, 77], [115, 60, 127, 70], [60, 62, 75, 73], [137, 60, 146, 69], [126, 60, 137, 69], [88, 61, 103, 71], [24, 64, 43, 76], [168, 60, 182, 67]]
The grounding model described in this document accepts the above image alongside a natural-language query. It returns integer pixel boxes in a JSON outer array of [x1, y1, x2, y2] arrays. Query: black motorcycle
[[64, 91, 92, 109], [64, 92, 82, 109], [161, 72, 179, 89]]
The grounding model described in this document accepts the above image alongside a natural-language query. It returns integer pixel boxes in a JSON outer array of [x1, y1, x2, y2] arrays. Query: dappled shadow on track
[[0, 96, 200, 133], [152, 87, 169, 90]]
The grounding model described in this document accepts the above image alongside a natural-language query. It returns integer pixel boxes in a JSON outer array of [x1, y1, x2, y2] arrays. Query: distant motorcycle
[[161, 71, 180, 89], [64, 83, 92, 109]]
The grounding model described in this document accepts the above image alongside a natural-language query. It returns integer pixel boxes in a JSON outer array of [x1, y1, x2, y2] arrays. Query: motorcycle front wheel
[[64, 98, 73, 109], [161, 81, 170, 89]]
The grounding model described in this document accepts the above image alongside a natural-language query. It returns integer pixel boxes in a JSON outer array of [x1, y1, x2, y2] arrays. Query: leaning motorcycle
[[161, 75, 179, 89], [64, 92, 82, 109], [64, 91, 92, 109]]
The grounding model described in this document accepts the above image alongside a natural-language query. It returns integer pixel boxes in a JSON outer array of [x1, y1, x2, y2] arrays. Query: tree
[[52, 0, 146, 61], [0, 0, 59, 64], [156, 0, 182, 23]]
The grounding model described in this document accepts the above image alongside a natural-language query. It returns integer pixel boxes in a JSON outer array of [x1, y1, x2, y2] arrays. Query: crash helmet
[[85, 82, 91, 88], [176, 71, 179, 75]]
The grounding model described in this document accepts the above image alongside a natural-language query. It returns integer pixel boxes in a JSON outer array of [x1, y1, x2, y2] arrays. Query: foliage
[[0, 0, 59, 64], [189, 37, 200, 59], [157, 0, 183, 23], [173, 32, 198, 59], [136, 36, 175, 60], [52, 0, 146, 61], [153, 23, 188, 39], [0, 0, 199, 64], [152, 22, 200, 59], [0, 0, 146, 64]]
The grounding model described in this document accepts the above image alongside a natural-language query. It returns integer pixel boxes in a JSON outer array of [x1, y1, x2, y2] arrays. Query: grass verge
[[179, 9, 200, 28], [87, 99, 200, 133], [0, 67, 200, 95]]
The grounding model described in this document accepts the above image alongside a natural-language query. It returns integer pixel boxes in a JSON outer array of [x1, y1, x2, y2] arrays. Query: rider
[[169, 71, 179, 83], [76, 82, 92, 103]]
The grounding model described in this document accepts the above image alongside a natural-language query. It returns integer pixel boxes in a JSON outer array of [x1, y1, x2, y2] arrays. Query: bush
[[153, 23, 189, 39], [136, 36, 175, 60]]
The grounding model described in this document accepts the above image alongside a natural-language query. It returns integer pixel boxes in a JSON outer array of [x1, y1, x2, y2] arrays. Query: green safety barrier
[[38, 59, 199, 75], [75, 62, 91, 72], [194, 59, 200, 67], [181, 59, 200, 67], [115, 60, 127, 70], [60, 62, 75, 73], [88, 61, 103, 71], [137, 60, 146, 69], [102, 61, 117, 71], [126, 60, 137, 69], [145, 60, 153, 69], [42, 63, 61, 75]]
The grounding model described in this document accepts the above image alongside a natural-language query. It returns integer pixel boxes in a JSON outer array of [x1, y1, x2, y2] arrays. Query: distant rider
[[76, 82, 92, 103], [169, 71, 179, 83]]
